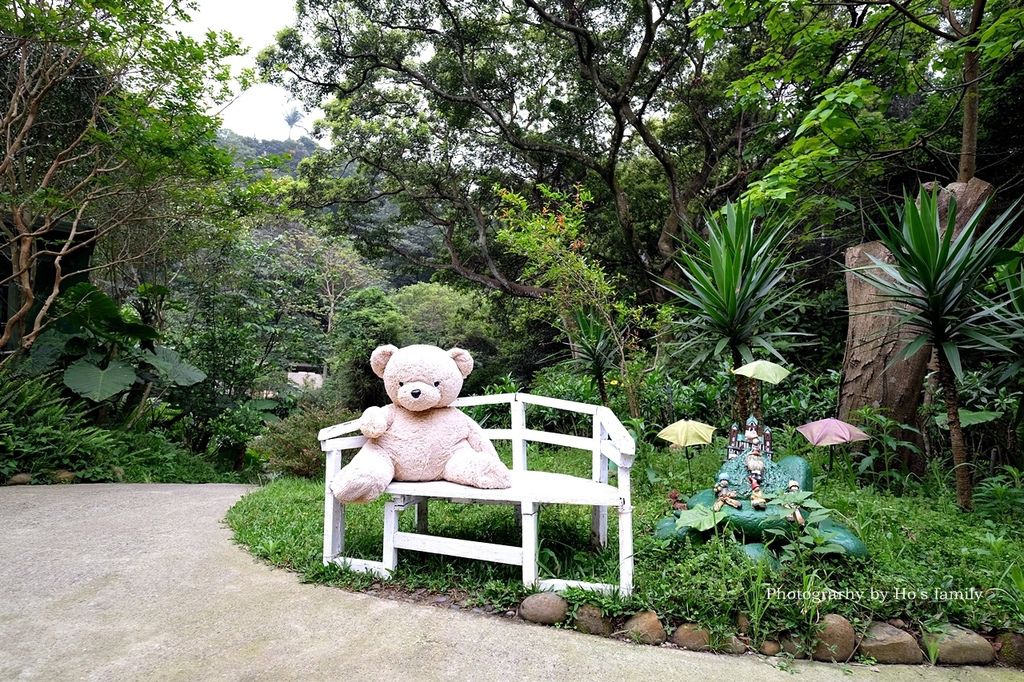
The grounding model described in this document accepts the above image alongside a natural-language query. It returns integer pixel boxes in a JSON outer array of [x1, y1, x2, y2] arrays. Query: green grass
[[226, 441, 1024, 643]]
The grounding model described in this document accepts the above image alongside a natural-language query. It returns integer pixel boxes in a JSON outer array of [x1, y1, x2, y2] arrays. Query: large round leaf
[[63, 360, 137, 402], [144, 346, 206, 386]]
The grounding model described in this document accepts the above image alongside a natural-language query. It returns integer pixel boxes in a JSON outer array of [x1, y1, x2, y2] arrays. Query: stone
[[781, 635, 807, 658], [574, 604, 612, 637], [812, 614, 856, 662], [996, 632, 1024, 668], [622, 611, 666, 645], [517, 592, 568, 625], [758, 640, 781, 656], [54, 470, 75, 484], [721, 635, 746, 655], [736, 613, 750, 636], [671, 624, 711, 651], [923, 625, 994, 665], [5, 473, 31, 485], [859, 621, 923, 664]]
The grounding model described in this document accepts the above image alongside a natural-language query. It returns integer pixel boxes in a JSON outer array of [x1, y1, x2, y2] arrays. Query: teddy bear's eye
[[399, 382, 404, 387], [434, 381, 440, 387]]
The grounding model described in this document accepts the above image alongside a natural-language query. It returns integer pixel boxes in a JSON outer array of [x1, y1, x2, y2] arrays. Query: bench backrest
[[318, 392, 635, 472]]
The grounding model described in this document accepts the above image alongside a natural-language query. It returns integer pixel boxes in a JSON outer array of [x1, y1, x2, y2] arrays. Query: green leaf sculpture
[[63, 360, 137, 402]]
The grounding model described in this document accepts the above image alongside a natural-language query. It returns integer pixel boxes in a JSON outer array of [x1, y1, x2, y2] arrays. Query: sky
[[177, 0, 317, 141]]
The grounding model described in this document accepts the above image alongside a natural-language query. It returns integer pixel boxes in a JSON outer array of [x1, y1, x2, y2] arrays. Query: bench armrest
[[597, 407, 635, 468]]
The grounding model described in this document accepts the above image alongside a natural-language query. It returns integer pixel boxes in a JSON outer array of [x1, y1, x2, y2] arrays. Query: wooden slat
[[392, 532, 523, 565], [321, 435, 367, 452], [537, 578, 617, 596], [318, 418, 361, 441], [597, 406, 636, 455], [521, 428, 593, 451], [329, 557, 391, 578], [452, 393, 517, 407], [600, 440, 629, 468], [481, 428, 513, 441], [516, 392, 601, 415]]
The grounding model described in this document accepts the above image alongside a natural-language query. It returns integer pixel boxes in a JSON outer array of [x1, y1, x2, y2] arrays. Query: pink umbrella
[[796, 418, 869, 446]]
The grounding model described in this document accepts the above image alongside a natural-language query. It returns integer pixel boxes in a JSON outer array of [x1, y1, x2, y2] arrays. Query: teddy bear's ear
[[448, 347, 474, 378], [370, 344, 398, 378]]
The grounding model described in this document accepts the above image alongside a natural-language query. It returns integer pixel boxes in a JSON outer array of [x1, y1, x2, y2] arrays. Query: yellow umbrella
[[657, 419, 716, 447], [732, 360, 791, 384], [657, 419, 715, 484]]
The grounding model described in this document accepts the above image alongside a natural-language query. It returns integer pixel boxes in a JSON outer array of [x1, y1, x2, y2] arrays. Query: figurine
[[745, 449, 767, 510], [713, 478, 742, 511], [783, 479, 805, 526]]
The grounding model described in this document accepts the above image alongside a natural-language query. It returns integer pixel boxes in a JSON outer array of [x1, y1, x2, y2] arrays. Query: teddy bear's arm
[[465, 418, 491, 452], [359, 404, 395, 439]]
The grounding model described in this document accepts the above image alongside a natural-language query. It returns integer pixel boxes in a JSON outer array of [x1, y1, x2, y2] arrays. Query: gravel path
[[0, 484, 1016, 681]]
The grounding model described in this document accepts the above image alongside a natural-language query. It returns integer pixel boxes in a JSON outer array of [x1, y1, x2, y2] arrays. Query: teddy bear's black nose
[[411, 389, 421, 398]]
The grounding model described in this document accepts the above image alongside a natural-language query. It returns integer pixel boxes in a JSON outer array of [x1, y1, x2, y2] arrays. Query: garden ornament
[[732, 359, 791, 384], [329, 344, 512, 503], [796, 417, 869, 472], [784, 479, 805, 526], [657, 419, 715, 482], [713, 478, 742, 511]]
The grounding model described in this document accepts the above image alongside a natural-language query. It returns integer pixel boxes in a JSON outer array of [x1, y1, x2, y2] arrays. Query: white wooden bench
[[318, 392, 636, 596]]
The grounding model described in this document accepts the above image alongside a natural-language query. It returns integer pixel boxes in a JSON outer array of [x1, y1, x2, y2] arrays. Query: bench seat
[[387, 470, 623, 507]]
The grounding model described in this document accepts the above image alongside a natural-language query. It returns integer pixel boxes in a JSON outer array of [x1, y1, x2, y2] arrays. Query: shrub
[[251, 402, 357, 478], [0, 372, 120, 481]]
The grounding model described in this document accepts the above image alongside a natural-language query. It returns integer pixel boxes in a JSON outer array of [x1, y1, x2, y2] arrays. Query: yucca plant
[[853, 188, 1023, 509], [662, 200, 804, 418], [555, 310, 618, 406]]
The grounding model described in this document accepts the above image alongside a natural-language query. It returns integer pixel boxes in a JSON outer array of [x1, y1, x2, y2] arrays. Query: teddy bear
[[329, 344, 513, 503]]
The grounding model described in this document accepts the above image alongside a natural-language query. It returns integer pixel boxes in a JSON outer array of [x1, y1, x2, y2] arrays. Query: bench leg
[[617, 503, 634, 597], [415, 499, 429, 533], [383, 499, 399, 572], [521, 501, 538, 588], [323, 450, 344, 563]]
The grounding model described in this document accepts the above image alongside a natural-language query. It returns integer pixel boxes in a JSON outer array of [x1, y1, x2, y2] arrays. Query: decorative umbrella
[[657, 419, 715, 482], [732, 360, 791, 384], [796, 417, 869, 472]]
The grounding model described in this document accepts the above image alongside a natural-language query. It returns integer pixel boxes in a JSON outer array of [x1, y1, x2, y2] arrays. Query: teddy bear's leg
[[329, 444, 395, 503], [442, 441, 513, 489]]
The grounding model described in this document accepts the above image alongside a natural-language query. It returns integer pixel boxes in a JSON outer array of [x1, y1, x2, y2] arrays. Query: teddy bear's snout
[[397, 381, 442, 410]]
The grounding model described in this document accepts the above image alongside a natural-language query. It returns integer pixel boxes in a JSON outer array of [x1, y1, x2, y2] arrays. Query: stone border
[[516, 593, 1019, 668]]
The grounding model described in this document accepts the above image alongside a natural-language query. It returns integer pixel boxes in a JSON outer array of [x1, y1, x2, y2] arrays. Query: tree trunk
[[937, 355, 973, 510], [839, 242, 930, 435], [732, 347, 748, 421], [958, 50, 981, 183]]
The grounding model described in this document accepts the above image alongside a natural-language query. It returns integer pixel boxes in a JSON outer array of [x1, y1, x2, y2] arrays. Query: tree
[[661, 201, 804, 419], [1, 0, 243, 354], [260, 0, 906, 299], [283, 107, 304, 140], [853, 188, 1023, 509]]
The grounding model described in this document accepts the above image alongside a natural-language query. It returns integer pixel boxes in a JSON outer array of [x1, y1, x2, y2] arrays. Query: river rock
[[759, 640, 782, 656], [721, 635, 746, 654], [923, 625, 994, 665], [996, 632, 1024, 668], [781, 634, 807, 658], [859, 621, 923, 664], [671, 624, 710, 651], [622, 611, 666, 645], [812, 614, 856, 662], [5, 473, 31, 485], [574, 604, 612, 636], [518, 592, 568, 625]]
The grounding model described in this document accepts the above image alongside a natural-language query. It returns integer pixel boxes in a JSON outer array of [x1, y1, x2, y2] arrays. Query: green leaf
[[144, 346, 206, 386], [934, 409, 1003, 430], [63, 360, 137, 401]]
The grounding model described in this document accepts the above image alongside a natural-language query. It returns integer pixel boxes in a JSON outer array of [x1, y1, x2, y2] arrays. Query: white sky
[[177, 0, 319, 141]]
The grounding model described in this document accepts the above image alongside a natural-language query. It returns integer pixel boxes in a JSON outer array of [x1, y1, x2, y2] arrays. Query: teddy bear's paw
[[468, 459, 513, 489], [330, 473, 387, 503]]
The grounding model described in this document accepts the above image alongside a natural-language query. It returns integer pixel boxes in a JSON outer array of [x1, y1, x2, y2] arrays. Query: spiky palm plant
[[557, 310, 618, 406], [853, 188, 1023, 509], [663, 200, 804, 418]]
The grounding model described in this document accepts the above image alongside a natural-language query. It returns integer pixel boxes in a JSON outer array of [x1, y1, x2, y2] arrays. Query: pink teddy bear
[[329, 344, 513, 503]]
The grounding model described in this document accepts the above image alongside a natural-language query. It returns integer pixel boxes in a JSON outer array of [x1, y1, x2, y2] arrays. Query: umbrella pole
[[685, 447, 693, 488]]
